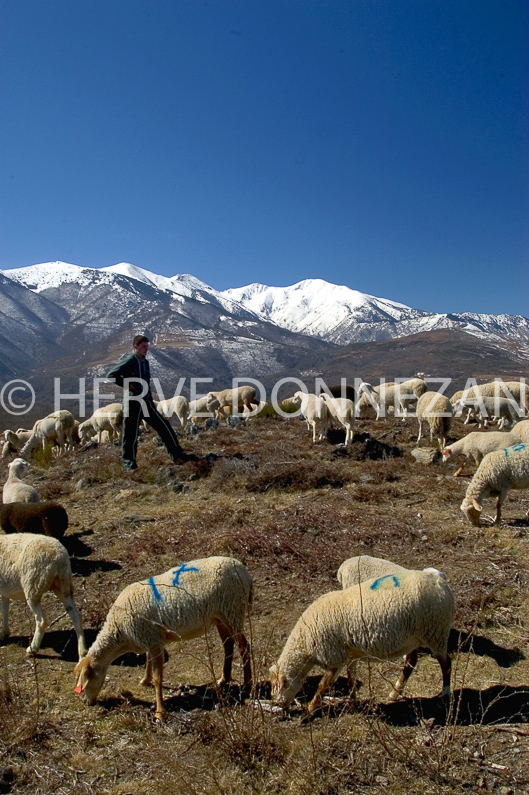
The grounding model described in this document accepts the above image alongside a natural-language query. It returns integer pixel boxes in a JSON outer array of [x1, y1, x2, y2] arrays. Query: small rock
[[411, 447, 441, 464], [75, 478, 93, 491], [205, 418, 219, 430]]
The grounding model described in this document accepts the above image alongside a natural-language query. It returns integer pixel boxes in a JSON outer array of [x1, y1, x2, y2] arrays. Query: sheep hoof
[[154, 711, 166, 723], [140, 676, 153, 687], [26, 646, 37, 657]]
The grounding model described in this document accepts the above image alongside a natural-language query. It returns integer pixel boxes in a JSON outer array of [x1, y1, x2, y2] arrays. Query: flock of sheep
[[0, 376, 529, 722]]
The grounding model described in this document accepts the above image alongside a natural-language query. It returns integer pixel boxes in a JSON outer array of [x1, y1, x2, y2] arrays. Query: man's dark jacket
[[107, 353, 152, 398]]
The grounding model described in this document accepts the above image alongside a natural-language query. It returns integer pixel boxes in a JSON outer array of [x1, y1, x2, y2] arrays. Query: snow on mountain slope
[[3, 263, 528, 347]]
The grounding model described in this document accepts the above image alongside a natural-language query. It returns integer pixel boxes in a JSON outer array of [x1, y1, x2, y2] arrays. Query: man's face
[[133, 340, 149, 356]]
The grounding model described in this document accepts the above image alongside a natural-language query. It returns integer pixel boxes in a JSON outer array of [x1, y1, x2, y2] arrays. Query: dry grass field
[[1, 410, 529, 794]]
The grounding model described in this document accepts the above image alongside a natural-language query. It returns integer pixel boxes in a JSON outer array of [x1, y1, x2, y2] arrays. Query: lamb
[[207, 386, 259, 420], [355, 382, 416, 420], [2, 458, 39, 504], [270, 569, 454, 715], [21, 410, 77, 458], [291, 391, 330, 443], [511, 420, 529, 444], [78, 403, 124, 444], [154, 396, 190, 429], [416, 391, 453, 450], [0, 533, 86, 658], [74, 556, 253, 720], [460, 442, 529, 526], [319, 394, 355, 448], [442, 431, 522, 476], [1, 429, 33, 459], [0, 501, 68, 539]]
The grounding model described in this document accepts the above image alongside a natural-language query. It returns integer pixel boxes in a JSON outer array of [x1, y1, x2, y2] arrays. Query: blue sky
[[1, 0, 527, 315]]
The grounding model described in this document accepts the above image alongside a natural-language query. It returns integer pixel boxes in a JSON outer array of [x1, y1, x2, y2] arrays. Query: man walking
[[107, 334, 186, 470]]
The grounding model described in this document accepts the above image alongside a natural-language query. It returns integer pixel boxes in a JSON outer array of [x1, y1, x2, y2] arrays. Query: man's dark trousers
[[123, 397, 184, 470]]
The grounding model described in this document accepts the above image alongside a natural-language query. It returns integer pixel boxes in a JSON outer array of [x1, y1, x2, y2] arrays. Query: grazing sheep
[[21, 410, 77, 458], [416, 391, 453, 450], [0, 501, 68, 539], [292, 392, 330, 443], [78, 403, 124, 444], [511, 419, 529, 444], [2, 459, 39, 504], [74, 556, 253, 720], [154, 396, 190, 429], [455, 396, 524, 430], [460, 381, 529, 417], [442, 431, 522, 476], [0, 533, 86, 658], [319, 394, 355, 448], [1, 430, 33, 459], [207, 386, 259, 420], [400, 378, 428, 399], [270, 569, 454, 714], [188, 395, 221, 425], [460, 442, 529, 526], [355, 382, 416, 421], [337, 555, 445, 589]]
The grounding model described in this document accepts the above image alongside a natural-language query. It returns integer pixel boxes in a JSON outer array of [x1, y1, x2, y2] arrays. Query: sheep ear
[[472, 499, 482, 512]]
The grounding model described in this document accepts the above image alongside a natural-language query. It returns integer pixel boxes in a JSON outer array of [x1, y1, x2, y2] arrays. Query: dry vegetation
[[1, 410, 529, 794]]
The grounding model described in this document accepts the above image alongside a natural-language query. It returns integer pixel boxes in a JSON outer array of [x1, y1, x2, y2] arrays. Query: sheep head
[[460, 497, 482, 526]]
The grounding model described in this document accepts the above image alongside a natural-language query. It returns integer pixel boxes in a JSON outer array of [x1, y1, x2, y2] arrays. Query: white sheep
[[337, 555, 445, 589], [2, 429, 33, 459], [460, 381, 529, 418], [400, 378, 428, 399], [188, 395, 221, 425], [207, 386, 259, 421], [442, 431, 522, 476], [460, 442, 529, 526], [0, 533, 86, 658], [21, 410, 77, 458], [292, 391, 330, 443], [416, 391, 453, 450], [270, 569, 454, 715], [154, 396, 190, 429], [511, 420, 529, 444], [78, 403, 124, 444], [355, 382, 416, 421], [319, 394, 355, 448], [455, 396, 524, 430], [2, 458, 40, 504], [74, 556, 253, 720]]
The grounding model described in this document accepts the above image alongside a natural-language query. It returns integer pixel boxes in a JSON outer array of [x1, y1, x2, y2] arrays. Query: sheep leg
[[417, 420, 423, 445], [454, 466, 464, 477], [494, 491, 508, 524], [345, 661, 358, 701], [435, 652, 452, 699], [216, 623, 235, 685], [235, 631, 252, 689], [141, 653, 153, 686], [61, 595, 87, 658], [0, 596, 10, 641], [151, 647, 166, 721], [26, 598, 46, 655], [307, 668, 339, 714], [388, 648, 418, 701]]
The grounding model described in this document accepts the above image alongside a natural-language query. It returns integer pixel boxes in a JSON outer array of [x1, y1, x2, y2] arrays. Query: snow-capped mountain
[[1, 262, 528, 391], [222, 279, 529, 345]]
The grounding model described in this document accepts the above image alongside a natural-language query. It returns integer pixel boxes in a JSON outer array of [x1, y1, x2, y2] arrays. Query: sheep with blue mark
[[74, 556, 253, 721], [460, 442, 529, 526], [270, 567, 454, 715]]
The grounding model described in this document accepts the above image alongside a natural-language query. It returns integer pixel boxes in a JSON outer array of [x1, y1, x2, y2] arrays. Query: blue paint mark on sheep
[[148, 577, 162, 602], [370, 575, 400, 590], [172, 563, 199, 586]]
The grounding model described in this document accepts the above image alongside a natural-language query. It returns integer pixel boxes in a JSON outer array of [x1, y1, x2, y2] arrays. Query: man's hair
[[133, 334, 149, 347]]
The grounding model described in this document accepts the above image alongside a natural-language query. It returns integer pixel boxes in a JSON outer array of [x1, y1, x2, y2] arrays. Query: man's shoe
[[123, 463, 138, 471]]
